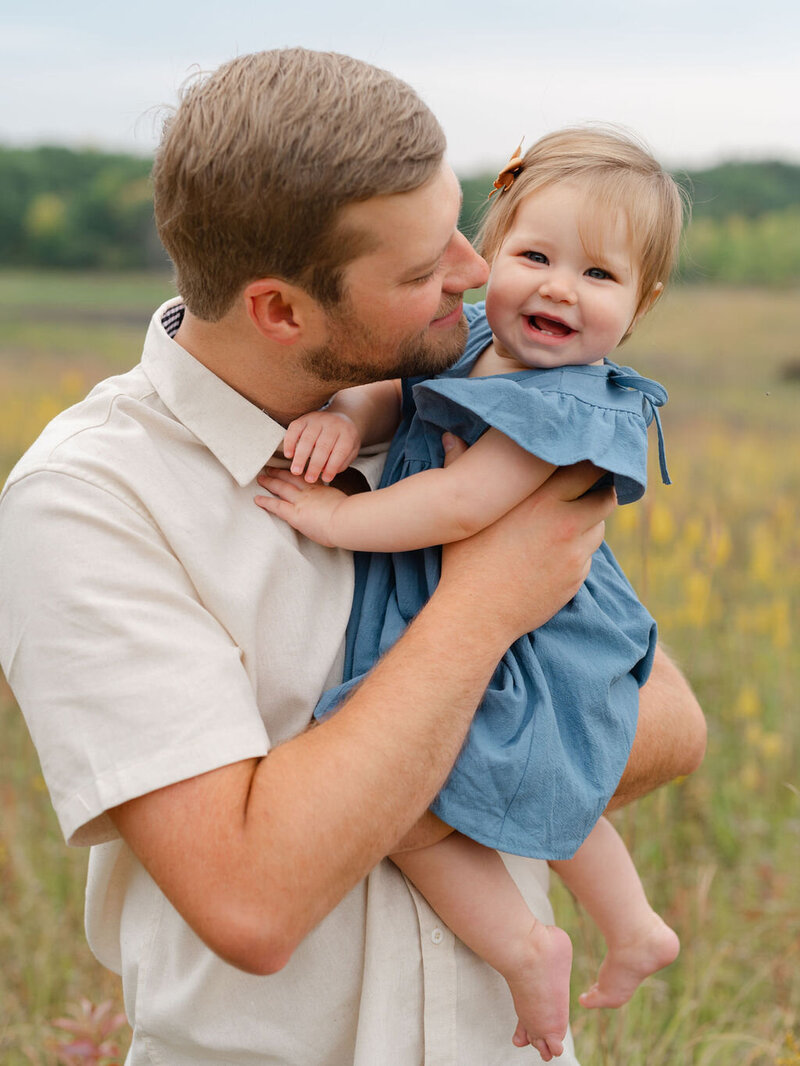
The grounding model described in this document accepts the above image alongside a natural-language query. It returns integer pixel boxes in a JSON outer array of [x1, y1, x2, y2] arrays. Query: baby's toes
[[512, 1020, 529, 1047], [531, 1037, 554, 1061]]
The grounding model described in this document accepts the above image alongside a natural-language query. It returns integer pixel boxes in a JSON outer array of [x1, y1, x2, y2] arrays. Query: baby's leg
[[393, 831, 572, 1060], [550, 816, 679, 1009]]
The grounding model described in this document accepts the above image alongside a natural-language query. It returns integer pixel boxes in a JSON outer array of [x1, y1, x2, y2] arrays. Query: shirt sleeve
[[0, 470, 269, 846]]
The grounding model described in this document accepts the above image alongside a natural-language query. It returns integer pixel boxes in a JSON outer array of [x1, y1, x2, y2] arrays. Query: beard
[[301, 297, 469, 387]]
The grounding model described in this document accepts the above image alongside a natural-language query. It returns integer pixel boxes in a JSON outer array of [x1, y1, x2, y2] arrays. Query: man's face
[[302, 162, 489, 387]]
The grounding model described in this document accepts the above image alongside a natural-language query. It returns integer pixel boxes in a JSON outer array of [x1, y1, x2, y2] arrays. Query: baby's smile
[[527, 315, 575, 338]]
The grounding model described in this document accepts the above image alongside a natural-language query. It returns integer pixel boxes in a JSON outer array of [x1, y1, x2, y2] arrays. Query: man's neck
[[173, 307, 331, 426]]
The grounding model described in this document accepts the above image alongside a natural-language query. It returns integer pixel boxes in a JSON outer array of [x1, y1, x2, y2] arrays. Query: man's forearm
[[607, 644, 706, 810], [243, 595, 511, 949], [111, 589, 523, 975]]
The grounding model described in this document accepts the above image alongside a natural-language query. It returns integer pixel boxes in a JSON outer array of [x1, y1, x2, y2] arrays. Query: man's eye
[[523, 251, 548, 264], [411, 270, 436, 284], [586, 267, 612, 280]]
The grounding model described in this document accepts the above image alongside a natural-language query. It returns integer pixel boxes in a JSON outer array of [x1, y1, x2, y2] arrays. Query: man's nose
[[442, 230, 489, 293]]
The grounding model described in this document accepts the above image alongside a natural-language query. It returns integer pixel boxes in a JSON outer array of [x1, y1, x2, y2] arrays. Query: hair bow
[[488, 140, 525, 199]]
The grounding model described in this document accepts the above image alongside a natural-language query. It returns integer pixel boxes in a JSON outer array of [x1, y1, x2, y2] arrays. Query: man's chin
[[402, 315, 468, 377], [304, 314, 468, 387]]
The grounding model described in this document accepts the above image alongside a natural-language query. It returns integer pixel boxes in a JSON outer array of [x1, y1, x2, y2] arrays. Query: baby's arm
[[393, 831, 572, 1060], [283, 380, 402, 484], [257, 427, 557, 551]]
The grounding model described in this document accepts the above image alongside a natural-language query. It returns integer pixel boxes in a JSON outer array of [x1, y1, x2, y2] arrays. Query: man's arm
[[110, 458, 614, 976], [607, 643, 706, 810]]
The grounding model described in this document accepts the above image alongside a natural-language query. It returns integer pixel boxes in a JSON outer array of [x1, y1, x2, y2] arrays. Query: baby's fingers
[[320, 437, 360, 483], [288, 427, 323, 477], [254, 493, 295, 521], [303, 436, 338, 483], [256, 468, 307, 502], [281, 417, 305, 460]]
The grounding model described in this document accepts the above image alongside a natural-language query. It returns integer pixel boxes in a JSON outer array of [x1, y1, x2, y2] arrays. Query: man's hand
[[282, 410, 361, 483], [439, 447, 617, 652]]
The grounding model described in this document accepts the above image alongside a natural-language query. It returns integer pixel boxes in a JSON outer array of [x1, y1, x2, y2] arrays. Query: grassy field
[[0, 272, 798, 1064]]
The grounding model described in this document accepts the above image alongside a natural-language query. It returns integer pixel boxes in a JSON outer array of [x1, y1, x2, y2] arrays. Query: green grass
[[0, 272, 798, 1064], [0, 269, 175, 313]]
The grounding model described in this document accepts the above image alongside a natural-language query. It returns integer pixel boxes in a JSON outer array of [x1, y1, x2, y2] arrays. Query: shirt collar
[[141, 298, 287, 487]]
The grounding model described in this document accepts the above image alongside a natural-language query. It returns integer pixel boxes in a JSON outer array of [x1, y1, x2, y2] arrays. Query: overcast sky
[[3, 0, 799, 175]]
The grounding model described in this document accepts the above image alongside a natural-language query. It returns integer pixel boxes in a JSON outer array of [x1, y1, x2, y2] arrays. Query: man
[[0, 49, 704, 1064]]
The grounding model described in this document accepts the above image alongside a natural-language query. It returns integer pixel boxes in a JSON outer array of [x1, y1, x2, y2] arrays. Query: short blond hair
[[479, 127, 688, 321], [153, 49, 446, 320]]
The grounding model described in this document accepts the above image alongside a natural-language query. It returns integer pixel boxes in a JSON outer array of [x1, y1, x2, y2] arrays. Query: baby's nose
[[540, 276, 577, 304]]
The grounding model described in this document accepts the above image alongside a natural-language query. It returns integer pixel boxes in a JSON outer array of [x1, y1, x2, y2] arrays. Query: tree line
[[2, 145, 800, 284], [0, 146, 163, 271]]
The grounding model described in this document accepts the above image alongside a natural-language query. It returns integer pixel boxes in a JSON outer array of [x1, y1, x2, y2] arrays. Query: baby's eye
[[585, 267, 613, 280], [523, 251, 548, 264]]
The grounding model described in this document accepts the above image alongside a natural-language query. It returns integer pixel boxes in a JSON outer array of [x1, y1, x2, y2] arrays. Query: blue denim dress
[[315, 304, 670, 860]]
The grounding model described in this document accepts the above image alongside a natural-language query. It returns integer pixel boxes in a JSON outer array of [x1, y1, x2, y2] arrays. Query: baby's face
[[485, 182, 642, 370]]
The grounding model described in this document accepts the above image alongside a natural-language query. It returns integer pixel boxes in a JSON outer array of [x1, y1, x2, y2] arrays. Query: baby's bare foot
[[579, 912, 679, 1009], [505, 921, 572, 1060]]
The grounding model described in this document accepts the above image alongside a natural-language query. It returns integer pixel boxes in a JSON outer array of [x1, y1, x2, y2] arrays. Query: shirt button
[[431, 927, 444, 945]]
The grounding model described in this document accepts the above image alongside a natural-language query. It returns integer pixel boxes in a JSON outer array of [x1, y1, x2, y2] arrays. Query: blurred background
[[1, 3, 798, 1063]]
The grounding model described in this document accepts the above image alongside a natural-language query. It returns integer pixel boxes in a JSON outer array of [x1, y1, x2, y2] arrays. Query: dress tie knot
[[609, 369, 671, 486]]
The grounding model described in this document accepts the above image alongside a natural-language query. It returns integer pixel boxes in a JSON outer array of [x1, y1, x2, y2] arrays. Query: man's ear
[[243, 279, 318, 345]]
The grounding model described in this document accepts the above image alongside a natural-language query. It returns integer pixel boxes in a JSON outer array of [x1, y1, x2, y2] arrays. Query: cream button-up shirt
[[0, 300, 579, 1065]]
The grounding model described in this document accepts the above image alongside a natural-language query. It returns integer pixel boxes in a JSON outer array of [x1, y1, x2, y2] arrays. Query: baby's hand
[[283, 410, 361, 484], [255, 467, 348, 547]]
